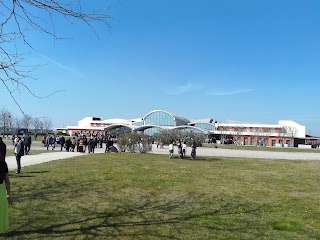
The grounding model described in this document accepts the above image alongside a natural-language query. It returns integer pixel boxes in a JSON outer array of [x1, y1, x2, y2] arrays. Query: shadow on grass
[[9, 170, 51, 179], [176, 157, 223, 162], [3, 197, 265, 239]]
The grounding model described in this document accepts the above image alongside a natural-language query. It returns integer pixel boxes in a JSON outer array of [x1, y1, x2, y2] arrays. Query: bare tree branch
[[1, 0, 112, 114]]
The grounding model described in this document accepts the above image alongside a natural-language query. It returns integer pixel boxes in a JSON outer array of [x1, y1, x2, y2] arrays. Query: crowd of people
[[41, 133, 115, 154]]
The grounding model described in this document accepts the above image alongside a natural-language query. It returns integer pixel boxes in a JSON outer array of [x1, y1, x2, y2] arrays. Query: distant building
[[60, 110, 318, 148]]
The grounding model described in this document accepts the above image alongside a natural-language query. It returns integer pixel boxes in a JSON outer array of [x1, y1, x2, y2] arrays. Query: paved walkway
[[4, 140, 320, 171]]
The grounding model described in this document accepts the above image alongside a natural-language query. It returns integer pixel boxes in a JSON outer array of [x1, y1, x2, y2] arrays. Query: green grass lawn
[[2, 153, 320, 239]]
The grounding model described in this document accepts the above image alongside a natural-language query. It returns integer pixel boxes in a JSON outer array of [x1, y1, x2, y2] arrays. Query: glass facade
[[144, 111, 174, 126], [144, 127, 162, 136], [132, 121, 143, 126], [193, 123, 214, 131]]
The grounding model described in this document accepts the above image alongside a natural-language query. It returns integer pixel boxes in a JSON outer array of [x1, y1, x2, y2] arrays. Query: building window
[[243, 137, 248, 145], [250, 137, 255, 145], [194, 123, 214, 131], [286, 139, 291, 147], [144, 111, 174, 126], [271, 139, 276, 146]]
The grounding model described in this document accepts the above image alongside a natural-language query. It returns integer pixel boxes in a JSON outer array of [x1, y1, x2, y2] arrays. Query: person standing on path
[[0, 137, 6, 162], [0, 158, 13, 233], [168, 141, 174, 158], [14, 137, 24, 174]]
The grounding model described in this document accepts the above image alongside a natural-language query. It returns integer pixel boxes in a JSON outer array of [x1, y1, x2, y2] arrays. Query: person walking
[[105, 138, 111, 153], [191, 142, 197, 160], [0, 158, 13, 233], [71, 137, 76, 152], [59, 135, 65, 151], [23, 133, 32, 155], [45, 135, 50, 150], [65, 138, 72, 152], [49, 136, 56, 150], [0, 137, 6, 162], [14, 137, 24, 174], [177, 141, 183, 159]]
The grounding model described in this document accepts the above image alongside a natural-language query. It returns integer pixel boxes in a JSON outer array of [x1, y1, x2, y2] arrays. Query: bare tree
[[21, 114, 32, 130], [42, 117, 52, 133], [219, 126, 228, 144], [32, 117, 42, 134], [233, 125, 243, 145], [0, 108, 12, 137], [277, 126, 287, 147], [284, 125, 298, 148], [259, 127, 272, 147], [1, 1, 112, 113], [12, 116, 22, 136]]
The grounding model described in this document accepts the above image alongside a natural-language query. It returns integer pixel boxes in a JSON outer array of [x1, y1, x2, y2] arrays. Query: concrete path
[[151, 145, 320, 160], [3, 140, 320, 171]]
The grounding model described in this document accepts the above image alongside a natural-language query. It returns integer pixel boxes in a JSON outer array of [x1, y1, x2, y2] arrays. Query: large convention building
[[63, 109, 319, 148]]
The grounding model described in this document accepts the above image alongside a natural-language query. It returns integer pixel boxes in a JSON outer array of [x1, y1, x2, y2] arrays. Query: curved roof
[[189, 118, 214, 124], [104, 124, 134, 131], [143, 110, 190, 124], [134, 124, 172, 132], [173, 125, 208, 133]]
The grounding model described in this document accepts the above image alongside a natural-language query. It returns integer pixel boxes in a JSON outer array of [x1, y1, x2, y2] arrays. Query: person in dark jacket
[[65, 138, 72, 152], [59, 136, 66, 151], [23, 134, 32, 155], [0, 137, 6, 162], [14, 137, 24, 174]]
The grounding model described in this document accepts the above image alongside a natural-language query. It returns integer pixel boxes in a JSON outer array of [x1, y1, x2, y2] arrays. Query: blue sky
[[2, 0, 320, 135]]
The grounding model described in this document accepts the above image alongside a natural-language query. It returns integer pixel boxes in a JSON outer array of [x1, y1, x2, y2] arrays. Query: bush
[[117, 133, 152, 153]]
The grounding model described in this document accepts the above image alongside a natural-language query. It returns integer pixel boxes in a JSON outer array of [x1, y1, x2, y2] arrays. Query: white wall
[[278, 120, 306, 138]]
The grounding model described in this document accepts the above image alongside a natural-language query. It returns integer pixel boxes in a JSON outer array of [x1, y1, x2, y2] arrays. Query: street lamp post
[[2, 117, 4, 138], [8, 115, 11, 138]]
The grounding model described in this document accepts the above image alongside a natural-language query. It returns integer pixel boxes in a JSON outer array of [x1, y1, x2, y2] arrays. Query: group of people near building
[[168, 141, 197, 160], [41, 133, 115, 154]]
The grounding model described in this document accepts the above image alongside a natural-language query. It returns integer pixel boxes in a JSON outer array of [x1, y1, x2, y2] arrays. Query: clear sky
[[2, 0, 320, 135]]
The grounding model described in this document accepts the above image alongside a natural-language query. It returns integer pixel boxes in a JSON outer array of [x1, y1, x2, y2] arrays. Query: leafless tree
[[42, 117, 52, 133], [258, 127, 272, 147], [0, 108, 12, 137], [12, 116, 22, 136], [233, 125, 243, 145], [1, 1, 112, 113], [21, 114, 32, 130], [32, 117, 42, 134], [218, 126, 228, 144], [277, 126, 287, 147], [283, 125, 298, 147]]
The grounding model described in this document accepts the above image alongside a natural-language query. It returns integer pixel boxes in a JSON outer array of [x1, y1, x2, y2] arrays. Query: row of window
[[242, 137, 291, 147], [144, 112, 174, 126], [219, 127, 277, 133]]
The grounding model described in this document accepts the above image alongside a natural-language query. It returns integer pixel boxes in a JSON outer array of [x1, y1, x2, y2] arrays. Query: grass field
[[2, 153, 320, 239]]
